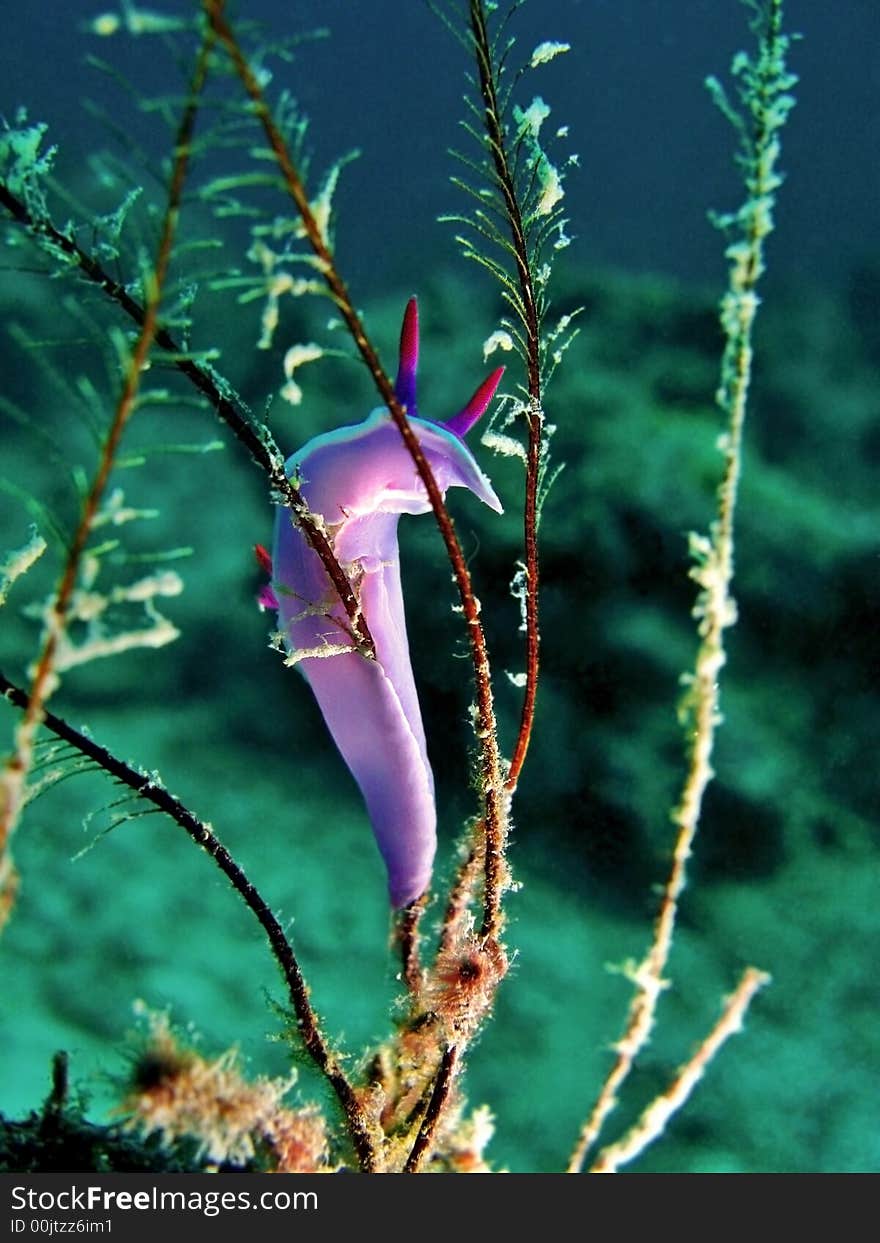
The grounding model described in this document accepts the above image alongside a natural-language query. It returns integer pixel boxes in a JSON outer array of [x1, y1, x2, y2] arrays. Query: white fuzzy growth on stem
[[0, 530, 47, 608]]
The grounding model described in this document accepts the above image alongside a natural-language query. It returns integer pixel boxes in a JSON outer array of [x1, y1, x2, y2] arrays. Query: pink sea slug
[[261, 299, 503, 906]]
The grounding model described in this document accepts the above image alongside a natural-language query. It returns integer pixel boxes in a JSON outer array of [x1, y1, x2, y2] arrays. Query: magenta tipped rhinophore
[[268, 299, 502, 907], [443, 366, 505, 439]]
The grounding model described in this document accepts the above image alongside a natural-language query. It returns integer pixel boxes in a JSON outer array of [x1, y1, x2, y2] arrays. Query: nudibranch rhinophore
[[261, 298, 503, 907]]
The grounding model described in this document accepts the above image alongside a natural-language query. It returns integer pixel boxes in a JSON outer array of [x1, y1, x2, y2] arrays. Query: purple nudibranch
[[264, 299, 503, 907]]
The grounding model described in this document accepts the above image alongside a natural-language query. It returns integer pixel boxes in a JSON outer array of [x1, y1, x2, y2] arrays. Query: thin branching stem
[[0, 669, 379, 1171], [395, 894, 427, 998], [0, 27, 214, 926], [438, 839, 483, 955], [468, 0, 541, 794], [204, 0, 508, 941], [403, 1044, 459, 1173], [568, 0, 793, 1172], [588, 968, 770, 1174], [0, 187, 376, 663]]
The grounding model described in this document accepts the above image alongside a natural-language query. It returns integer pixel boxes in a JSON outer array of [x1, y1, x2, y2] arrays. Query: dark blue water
[[4, 1, 877, 296]]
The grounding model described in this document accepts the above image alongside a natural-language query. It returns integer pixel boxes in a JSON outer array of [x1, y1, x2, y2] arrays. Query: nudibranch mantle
[[266, 298, 503, 908]]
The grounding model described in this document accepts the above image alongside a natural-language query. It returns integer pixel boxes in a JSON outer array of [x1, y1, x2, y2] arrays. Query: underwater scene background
[[1, 0, 877, 1172]]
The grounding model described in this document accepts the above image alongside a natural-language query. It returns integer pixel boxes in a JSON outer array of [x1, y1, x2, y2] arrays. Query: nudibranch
[[261, 299, 503, 907]]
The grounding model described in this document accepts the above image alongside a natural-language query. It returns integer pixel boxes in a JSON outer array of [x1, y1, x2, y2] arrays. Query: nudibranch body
[[265, 299, 503, 907]]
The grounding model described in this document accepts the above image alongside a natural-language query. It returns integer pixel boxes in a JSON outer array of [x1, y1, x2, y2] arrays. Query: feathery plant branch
[[0, 24, 214, 930], [203, 0, 510, 945], [568, 0, 796, 1173], [588, 968, 771, 1174], [360, 0, 577, 1149], [2, 5, 513, 1165], [466, 0, 546, 794], [0, 185, 378, 665], [468, 1, 543, 398], [0, 670, 378, 1172]]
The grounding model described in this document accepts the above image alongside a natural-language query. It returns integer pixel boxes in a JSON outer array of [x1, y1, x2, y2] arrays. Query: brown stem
[[403, 1044, 458, 1172], [0, 28, 215, 922], [0, 669, 378, 1171], [567, 0, 793, 1173], [395, 895, 427, 999], [438, 840, 483, 956], [469, 0, 542, 794], [205, 0, 508, 939], [0, 194, 375, 662]]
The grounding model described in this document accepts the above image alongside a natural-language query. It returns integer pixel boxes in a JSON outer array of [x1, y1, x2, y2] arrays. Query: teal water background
[[1, 2, 878, 1172]]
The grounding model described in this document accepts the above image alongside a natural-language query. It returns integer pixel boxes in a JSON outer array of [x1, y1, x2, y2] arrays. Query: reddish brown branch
[[468, 0, 542, 794], [438, 840, 483, 956], [205, 0, 508, 939]]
